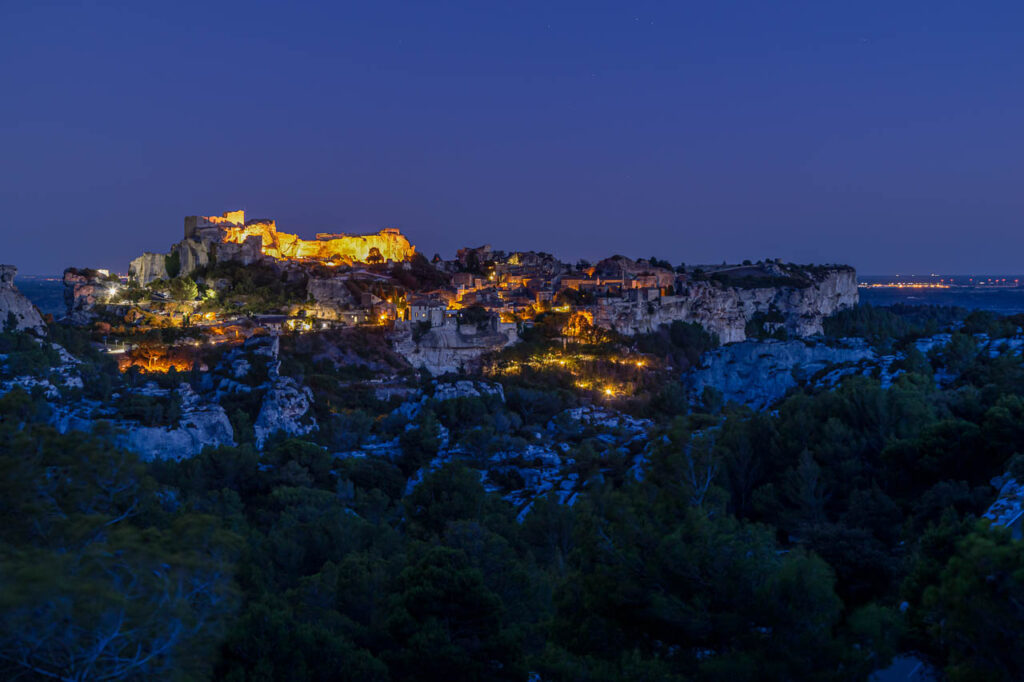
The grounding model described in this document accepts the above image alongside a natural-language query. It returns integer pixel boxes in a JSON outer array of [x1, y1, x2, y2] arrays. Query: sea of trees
[[3, 305, 1024, 680]]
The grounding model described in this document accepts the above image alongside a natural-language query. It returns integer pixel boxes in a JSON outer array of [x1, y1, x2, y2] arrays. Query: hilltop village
[[64, 210, 857, 376], [7, 212, 1024, 681]]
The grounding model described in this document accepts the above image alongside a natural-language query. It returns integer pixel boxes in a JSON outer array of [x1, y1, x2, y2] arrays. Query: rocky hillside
[[592, 266, 857, 342]]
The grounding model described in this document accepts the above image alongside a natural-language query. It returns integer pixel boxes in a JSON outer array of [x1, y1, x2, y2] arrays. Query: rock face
[[396, 380, 506, 419], [254, 375, 318, 447], [214, 235, 263, 266], [175, 239, 211, 275], [128, 252, 169, 285], [52, 384, 235, 461], [307, 277, 356, 306], [985, 475, 1024, 539], [1, 341, 83, 399], [62, 268, 110, 323], [235, 335, 320, 447], [115, 406, 234, 461], [688, 338, 876, 409], [0, 265, 45, 333], [391, 319, 518, 375], [432, 380, 505, 403], [591, 267, 858, 342]]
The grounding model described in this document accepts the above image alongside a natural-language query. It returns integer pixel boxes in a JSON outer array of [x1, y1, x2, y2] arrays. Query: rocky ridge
[[592, 267, 857, 343]]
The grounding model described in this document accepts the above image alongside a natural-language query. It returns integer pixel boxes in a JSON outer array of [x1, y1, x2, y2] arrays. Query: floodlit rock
[[0, 265, 45, 333]]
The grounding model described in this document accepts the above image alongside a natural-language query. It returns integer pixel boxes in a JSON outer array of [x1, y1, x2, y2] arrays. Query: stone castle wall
[[129, 210, 416, 284], [200, 210, 416, 263]]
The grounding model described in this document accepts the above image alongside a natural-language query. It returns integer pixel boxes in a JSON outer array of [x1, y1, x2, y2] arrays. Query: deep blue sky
[[4, 1, 1024, 275]]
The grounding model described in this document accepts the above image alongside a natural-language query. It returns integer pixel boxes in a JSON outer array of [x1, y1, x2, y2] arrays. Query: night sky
[[4, 1, 1024, 276]]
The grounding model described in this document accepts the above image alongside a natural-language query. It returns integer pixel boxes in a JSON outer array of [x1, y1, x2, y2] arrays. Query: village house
[[407, 296, 448, 326]]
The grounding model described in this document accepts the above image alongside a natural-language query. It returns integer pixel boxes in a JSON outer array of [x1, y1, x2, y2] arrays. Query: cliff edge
[[0, 265, 46, 334]]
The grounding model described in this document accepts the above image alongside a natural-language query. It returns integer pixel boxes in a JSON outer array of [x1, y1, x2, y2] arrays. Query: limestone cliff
[[254, 375, 318, 447], [175, 238, 211, 274], [590, 266, 857, 342], [0, 266, 45, 333], [114, 401, 234, 461], [52, 384, 235, 461], [687, 338, 875, 409], [391, 320, 518, 375], [306, 277, 356, 306], [128, 252, 169, 285]]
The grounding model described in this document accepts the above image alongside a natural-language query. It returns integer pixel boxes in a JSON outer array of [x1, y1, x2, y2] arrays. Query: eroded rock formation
[[590, 267, 857, 343], [0, 265, 46, 333], [127, 252, 169, 285], [391, 320, 518, 375], [687, 338, 876, 409], [254, 375, 318, 447], [52, 384, 235, 461]]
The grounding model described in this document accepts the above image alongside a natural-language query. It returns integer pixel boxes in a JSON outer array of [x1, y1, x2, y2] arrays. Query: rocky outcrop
[[1, 341, 82, 400], [214, 234, 263, 266], [307, 277, 356, 307], [234, 335, 320, 447], [254, 375, 318, 447], [128, 252, 169, 285], [115, 404, 234, 461], [391, 320, 518, 375], [687, 338, 876, 409], [559, 405, 653, 434], [591, 267, 858, 343], [984, 475, 1024, 538], [396, 380, 506, 419], [175, 238, 212, 275], [62, 268, 112, 324], [0, 265, 45, 333], [432, 380, 505, 403], [398, 403, 653, 520], [53, 384, 235, 461]]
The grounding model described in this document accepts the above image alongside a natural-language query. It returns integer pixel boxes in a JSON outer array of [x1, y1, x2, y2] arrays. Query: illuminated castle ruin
[[129, 210, 416, 284], [185, 211, 415, 263]]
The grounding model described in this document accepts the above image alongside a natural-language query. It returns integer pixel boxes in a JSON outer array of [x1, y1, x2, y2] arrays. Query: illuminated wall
[[200, 210, 416, 263]]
